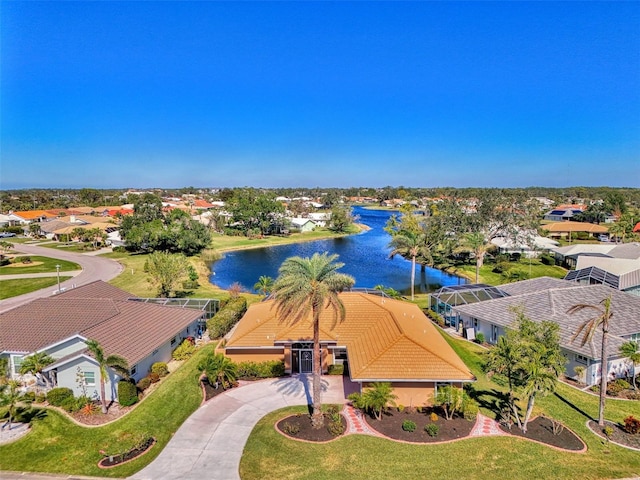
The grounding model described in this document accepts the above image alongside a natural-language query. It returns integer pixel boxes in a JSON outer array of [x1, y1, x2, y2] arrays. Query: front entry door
[[300, 350, 313, 373]]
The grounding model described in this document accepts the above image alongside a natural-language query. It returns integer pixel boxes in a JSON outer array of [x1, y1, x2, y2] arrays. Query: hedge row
[[235, 360, 285, 379], [206, 296, 248, 339]]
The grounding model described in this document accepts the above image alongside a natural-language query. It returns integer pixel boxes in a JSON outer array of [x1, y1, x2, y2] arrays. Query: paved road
[[0, 244, 123, 313], [130, 375, 350, 480]]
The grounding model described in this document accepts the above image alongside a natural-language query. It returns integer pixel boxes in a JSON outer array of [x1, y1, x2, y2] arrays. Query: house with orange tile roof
[[0, 281, 213, 401], [222, 292, 475, 406], [545, 221, 608, 239], [9, 210, 58, 223]]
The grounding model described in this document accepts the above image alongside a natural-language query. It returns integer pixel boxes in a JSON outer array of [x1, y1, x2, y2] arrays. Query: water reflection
[[210, 206, 465, 294]]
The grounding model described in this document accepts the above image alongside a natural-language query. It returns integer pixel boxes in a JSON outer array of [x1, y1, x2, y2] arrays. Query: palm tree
[[85, 340, 130, 414], [272, 252, 354, 428], [0, 380, 30, 430], [198, 353, 237, 390], [253, 275, 274, 297], [462, 232, 490, 283], [388, 230, 424, 300], [567, 295, 613, 426], [19, 352, 55, 390], [620, 341, 640, 390]]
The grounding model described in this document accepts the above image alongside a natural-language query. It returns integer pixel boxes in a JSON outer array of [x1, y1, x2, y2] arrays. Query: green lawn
[[447, 259, 567, 286], [240, 332, 640, 480], [0, 256, 80, 276], [0, 277, 72, 299], [35, 242, 101, 253], [0, 343, 216, 478]]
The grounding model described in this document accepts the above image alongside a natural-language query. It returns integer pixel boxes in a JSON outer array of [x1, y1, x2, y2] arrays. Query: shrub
[[397, 405, 405, 413], [462, 398, 479, 422], [35, 393, 46, 403], [148, 372, 160, 383], [47, 387, 74, 406], [327, 364, 344, 375], [327, 419, 344, 436], [430, 412, 438, 422], [402, 420, 417, 432], [347, 392, 365, 410], [60, 396, 79, 412], [540, 253, 555, 266], [118, 380, 138, 407], [474, 332, 485, 344], [603, 426, 614, 438], [235, 360, 285, 379], [623, 415, 640, 435], [151, 362, 169, 377], [606, 379, 630, 396], [172, 339, 196, 360], [206, 296, 247, 339], [136, 377, 152, 392], [282, 422, 299, 436], [23, 391, 36, 402], [573, 366, 586, 384], [425, 423, 439, 437], [425, 309, 445, 328], [492, 262, 509, 274]]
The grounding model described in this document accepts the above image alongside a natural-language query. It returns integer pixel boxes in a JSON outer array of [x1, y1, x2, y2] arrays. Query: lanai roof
[[225, 292, 474, 383]]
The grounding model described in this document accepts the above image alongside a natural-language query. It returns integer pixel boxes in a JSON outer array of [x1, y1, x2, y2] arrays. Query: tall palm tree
[[253, 275, 274, 297], [388, 230, 424, 300], [620, 341, 640, 390], [85, 340, 130, 414], [19, 352, 55, 390], [567, 295, 613, 426], [272, 252, 354, 428]]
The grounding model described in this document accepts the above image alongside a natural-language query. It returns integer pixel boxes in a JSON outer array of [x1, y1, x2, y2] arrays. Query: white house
[[435, 277, 640, 386], [0, 281, 209, 401]]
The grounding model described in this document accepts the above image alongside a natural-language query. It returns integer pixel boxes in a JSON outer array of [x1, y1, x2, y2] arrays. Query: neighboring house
[[9, 210, 58, 224], [491, 235, 559, 257], [444, 277, 640, 386], [222, 292, 475, 406], [552, 243, 640, 269], [543, 204, 587, 222], [544, 221, 608, 239], [307, 212, 331, 227], [0, 281, 212, 401], [289, 218, 317, 232]]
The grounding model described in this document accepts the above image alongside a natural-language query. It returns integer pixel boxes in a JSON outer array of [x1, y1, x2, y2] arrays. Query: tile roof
[[453, 284, 640, 359], [0, 281, 203, 365], [497, 277, 575, 296], [546, 221, 608, 233], [226, 293, 474, 382], [11, 210, 57, 220]]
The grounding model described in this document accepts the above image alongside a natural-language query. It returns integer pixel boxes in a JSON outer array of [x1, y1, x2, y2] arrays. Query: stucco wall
[[56, 357, 120, 402], [225, 349, 284, 364], [46, 337, 87, 359], [362, 382, 436, 407]]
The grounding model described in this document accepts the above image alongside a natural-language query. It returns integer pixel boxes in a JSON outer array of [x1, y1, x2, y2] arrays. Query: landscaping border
[[97, 438, 156, 469], [586, 420, 640, 452]]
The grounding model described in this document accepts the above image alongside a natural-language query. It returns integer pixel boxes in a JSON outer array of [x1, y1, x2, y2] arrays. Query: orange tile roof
[[226, 293, 474, 382], [546, 221, 608, 233], [12, 210, 57, 220]]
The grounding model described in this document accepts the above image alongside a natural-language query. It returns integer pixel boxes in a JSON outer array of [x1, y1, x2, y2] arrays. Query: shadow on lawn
[[553, 392, 594, 422], [466, 386, 511, 420]]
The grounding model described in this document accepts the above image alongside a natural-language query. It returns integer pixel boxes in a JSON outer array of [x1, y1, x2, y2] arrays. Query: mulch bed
[[201, 377, 234, 402], [69, 401, 134, 426], [499, 416, 584, 451], [588, 420, 640, 450], [276, 413, 347, 442], [365, 409, 475, 443], [98, 437, 155, 468]]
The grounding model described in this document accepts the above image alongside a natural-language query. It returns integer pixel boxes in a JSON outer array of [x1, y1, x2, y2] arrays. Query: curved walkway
[[0, 244, 123, 313], [130, 375, 346, 480]]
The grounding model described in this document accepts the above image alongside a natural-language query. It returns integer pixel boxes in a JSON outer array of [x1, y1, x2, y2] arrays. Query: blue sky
[[1, 1, 639, 189]]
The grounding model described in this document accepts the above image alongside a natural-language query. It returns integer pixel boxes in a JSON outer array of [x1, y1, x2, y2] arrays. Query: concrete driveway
[[130, 375, 351, 480], [0, 243, 123, 313]]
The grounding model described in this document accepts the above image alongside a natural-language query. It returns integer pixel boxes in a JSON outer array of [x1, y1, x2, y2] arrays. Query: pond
[[209, 206, 466, 295]]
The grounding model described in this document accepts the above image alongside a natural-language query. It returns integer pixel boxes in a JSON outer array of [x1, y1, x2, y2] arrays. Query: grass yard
[[0, 256, 80, 276], [240, 332, 640, 480], [211, 227, 362, 253], [35, 241, 102, 253], [0, 277, 72, 299], [0, 343, 216, 477], [102, 250, 264, 303], [447, 258, 567, 286]]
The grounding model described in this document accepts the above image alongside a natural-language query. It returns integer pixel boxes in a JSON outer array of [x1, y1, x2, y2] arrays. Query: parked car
[[0, 232, 16, 238], [598, 235, 610, 242]]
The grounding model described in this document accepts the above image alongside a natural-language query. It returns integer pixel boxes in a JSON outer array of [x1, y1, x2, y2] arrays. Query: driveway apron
[[130, 375, 347, 480]]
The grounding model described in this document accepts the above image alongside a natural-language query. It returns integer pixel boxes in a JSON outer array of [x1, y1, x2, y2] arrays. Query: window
[[83, 371, 96, 386], [152, 349, 159, 356], [575, 354, 588, 365], [491, 325, 498, 343], [12, 355, 24, 375], [131, 365, 137, 376], [630, 333, 640, 342], [171, 337, 177, 346]]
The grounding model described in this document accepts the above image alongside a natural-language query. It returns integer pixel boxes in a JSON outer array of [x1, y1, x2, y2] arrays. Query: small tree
[[620, 341, 640, 390], [253, 275, 274, 297], [144, 251, 189, 297], [434, 385, 464, 420], [0, 380, 31, 430], [198, 353, 237, 390], [361, 382, 398, 420], [19, 352, 55, 389], [85, 340, 130, 414], [573, 365, 586, 385]]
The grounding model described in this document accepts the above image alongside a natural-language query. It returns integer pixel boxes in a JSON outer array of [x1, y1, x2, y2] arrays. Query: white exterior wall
[[56, 357, 121, 402]]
